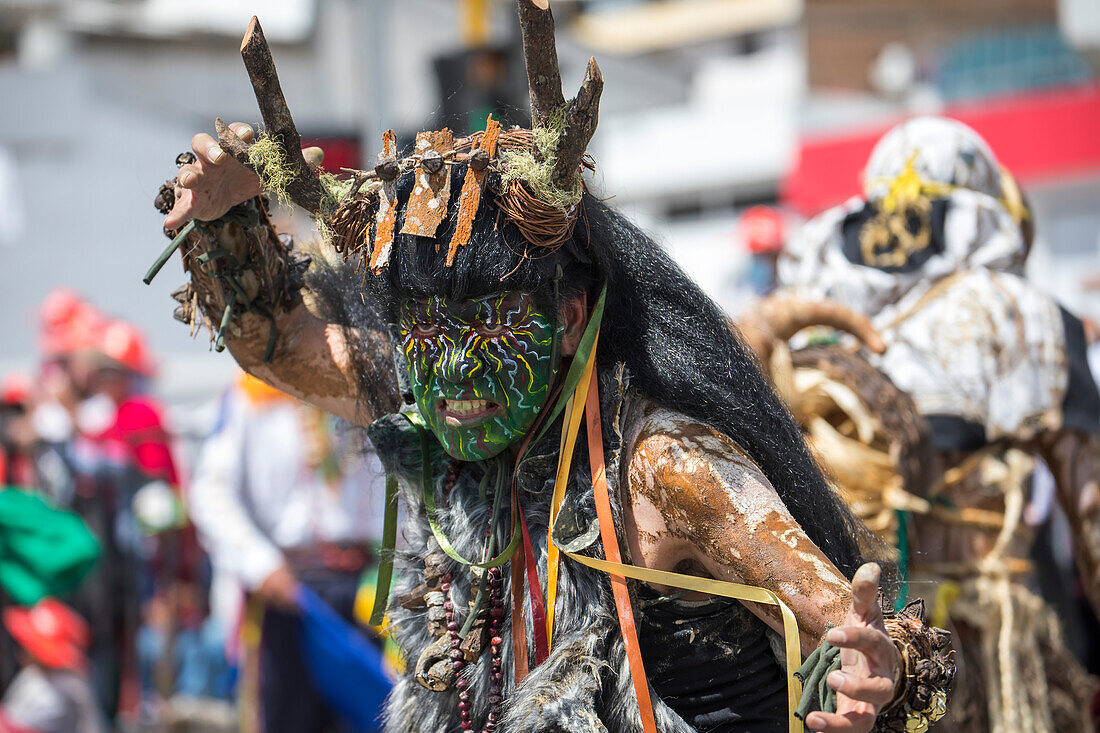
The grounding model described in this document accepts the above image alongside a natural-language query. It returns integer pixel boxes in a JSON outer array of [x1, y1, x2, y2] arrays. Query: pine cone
[[154, 180, 176, 215]]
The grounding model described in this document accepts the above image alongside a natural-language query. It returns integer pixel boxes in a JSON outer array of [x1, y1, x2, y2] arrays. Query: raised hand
[[806, 563, 898, 733], [164, 122, 263, 231]]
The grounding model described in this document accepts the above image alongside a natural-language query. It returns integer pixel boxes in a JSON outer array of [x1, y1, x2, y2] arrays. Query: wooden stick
[[553, 57, 602, 195], [515, 1, 603, 195], [222, 16, 326, 214], [516, 0, 566, 129]]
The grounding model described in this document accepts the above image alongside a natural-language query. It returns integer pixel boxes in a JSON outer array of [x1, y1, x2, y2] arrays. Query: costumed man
[[773, 116, 1100, 732], [187, 370, 389, 732], [145, 7, 955, 732]]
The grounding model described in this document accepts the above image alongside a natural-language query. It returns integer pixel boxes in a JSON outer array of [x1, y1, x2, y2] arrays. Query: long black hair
[[317, 160, 883, 580]]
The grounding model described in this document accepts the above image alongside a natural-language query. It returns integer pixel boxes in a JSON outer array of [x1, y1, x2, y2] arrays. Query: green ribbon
[[366, 471, 400, 627], [419, 426, 521, 569], [895, 508, 910, 612], [529, 284, 607, 447]]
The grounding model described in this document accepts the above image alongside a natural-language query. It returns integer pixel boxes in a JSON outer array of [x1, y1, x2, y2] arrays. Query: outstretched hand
[[805, 563, 898, 733], [163, 121, 326, 232], [164, 122, 264, 231]]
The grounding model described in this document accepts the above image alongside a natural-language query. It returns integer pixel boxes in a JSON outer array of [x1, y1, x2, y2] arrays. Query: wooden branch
[[215, 118, 251, 167], [224, 16, 326, 214], [516, 0, 565, 129], [515, 1, 603, 195], [553, 57, 603, 194]]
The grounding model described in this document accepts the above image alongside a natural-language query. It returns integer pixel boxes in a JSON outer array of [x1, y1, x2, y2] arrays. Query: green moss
[[247, 133, 294, 205], [501, 105, 582, 211], [248, 134, 354, 243], [318, 171, 352, 214]]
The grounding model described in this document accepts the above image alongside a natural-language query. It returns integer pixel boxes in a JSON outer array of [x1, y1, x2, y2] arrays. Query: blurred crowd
[[0, 290, 393, 733]]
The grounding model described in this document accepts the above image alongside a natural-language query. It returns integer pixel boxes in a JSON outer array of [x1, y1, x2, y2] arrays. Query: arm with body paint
[[623, 412, 898, 733], [161, 123, 390, 426]]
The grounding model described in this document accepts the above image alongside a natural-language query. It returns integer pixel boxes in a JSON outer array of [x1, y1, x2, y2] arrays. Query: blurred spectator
[[0, 599, 105, 733], [723, 205, 789, 316], [21, 289, 207, 722], [738, 205, 786, 297], [0, 375, 34, 488], [188, 371, 388, 733]]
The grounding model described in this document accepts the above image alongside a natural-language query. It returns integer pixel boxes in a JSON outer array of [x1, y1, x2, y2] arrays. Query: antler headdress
[[218, 1, 602, 274]]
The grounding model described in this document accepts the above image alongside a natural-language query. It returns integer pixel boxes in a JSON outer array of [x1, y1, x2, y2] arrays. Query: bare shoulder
[[624, 401, 772, 492], [622, 401, 781, 530]]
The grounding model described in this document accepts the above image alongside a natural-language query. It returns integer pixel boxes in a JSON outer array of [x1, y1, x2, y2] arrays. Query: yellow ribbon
[[544, 331, 803, 733], [563, 551, 804, 733], [546, 330, 600, 643]]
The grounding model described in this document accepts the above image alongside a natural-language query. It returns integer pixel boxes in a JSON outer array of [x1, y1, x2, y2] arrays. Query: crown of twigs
[[217, 2, 602, 274]]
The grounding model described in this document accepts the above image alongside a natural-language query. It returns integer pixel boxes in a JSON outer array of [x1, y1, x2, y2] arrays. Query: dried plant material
[[448, 116, 501, 265], [400, 129, 455, 240], [495, 177, 580, 255], [515, 0, 603, 206]]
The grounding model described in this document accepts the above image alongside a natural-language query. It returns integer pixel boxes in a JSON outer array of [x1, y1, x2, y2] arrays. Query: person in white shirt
[[187, 371, 387, 733]]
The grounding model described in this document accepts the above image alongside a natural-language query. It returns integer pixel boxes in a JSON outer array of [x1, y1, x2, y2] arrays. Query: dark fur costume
[[308, 161, 893, 731]]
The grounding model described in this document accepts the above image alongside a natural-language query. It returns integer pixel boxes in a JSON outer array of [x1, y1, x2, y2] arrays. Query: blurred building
[[0, 0, 1098, 407]]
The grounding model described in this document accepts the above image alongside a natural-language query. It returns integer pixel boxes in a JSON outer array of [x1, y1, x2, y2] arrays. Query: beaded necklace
[[441, 460, 507, 732]]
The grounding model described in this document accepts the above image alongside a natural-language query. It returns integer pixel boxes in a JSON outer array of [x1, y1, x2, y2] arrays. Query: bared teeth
[[445, 399, 491, 415]]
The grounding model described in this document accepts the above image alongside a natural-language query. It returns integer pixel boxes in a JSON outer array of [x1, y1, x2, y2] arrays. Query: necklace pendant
[[414, 634, 457, 691]]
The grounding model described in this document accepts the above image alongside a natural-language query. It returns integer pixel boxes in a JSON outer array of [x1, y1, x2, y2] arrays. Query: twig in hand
[[216, 16, 326, 214]]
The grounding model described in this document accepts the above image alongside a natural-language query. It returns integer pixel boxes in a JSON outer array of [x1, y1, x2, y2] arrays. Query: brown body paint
[[182, 217, 388, 427], [621, 401, 851, 654]]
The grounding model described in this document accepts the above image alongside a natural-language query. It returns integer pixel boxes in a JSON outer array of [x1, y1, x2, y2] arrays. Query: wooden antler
[[516, 0, 603, 196], [217, 16, 326, 214]]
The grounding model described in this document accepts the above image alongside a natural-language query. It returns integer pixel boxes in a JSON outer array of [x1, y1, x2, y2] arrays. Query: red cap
[[2, 599, 91, 671], [738, 206, 786, 254], [98, 321, 155, 377], [0, 373, 30, 406], [39, 289, 106, 357]]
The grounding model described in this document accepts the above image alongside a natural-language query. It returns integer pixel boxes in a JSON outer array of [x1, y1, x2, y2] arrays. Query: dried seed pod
[[375, 157, 400, 181], [421, 150, 445, 174], [469, 148, 491, 172], [154, 181, 177, 215]]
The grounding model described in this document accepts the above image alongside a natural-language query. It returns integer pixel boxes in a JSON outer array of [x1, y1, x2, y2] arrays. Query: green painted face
[[399, 291, 557, 461]]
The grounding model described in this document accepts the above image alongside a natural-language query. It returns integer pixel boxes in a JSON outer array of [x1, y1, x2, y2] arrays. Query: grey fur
[[371, 375, 699, 733]]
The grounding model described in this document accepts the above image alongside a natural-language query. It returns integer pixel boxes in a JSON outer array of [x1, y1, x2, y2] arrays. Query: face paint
[[399, 291, 557, 461]]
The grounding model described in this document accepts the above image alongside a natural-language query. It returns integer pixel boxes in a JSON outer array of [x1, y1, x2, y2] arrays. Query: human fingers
[[177, 163, 203, 189], [849, 563, 881, 622], [228, 122, 255, 143], [826, 627, 895, 670], [164, 188, 194, 231], [191, 132, 226, 166], [804, 709, 876, 733], [303, 146, 324, 168], [826, 670, 894, 708]]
